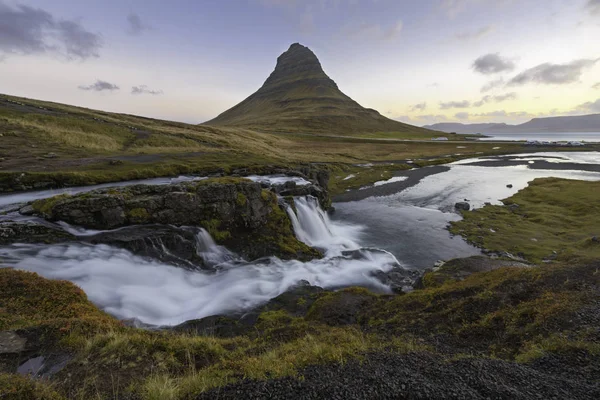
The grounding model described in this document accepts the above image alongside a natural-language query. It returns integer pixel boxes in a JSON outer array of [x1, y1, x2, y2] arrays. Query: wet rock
[[371, 268, 421, 294], [84, 225, 213, 269], [17, 354, 70, 379], [18, 205, 35, 215], [0, 221, 75, 245], [455, 202, 470, 211]]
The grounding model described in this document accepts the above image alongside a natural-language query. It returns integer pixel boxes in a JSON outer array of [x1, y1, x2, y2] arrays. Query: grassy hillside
[[0, 93, 542, 192]]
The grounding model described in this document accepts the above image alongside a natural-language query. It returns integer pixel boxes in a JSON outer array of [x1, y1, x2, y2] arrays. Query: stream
[[1, 152, 599, 326]]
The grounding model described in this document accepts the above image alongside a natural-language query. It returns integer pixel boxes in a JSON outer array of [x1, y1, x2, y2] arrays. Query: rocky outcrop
[[26, 178, 270, 231], [22, 177, 322, 261]]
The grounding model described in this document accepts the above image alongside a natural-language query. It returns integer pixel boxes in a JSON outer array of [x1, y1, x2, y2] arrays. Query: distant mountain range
[[424, 114, 600, 134]]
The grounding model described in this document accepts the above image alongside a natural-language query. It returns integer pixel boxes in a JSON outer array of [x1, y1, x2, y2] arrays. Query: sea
[[478, 132, 600, 142]]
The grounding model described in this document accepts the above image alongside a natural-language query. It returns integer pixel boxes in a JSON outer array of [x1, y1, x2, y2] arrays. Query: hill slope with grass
[[204, 43, 432, 135]]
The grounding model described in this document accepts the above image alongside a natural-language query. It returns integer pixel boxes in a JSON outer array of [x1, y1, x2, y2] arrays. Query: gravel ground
[[197, 352, 599, 400]]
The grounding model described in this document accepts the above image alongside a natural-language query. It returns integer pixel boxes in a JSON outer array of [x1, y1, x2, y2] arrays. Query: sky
[[0, 0, 599, 126]]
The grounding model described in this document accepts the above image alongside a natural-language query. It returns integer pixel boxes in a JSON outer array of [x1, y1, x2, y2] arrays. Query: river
[[1, 151, 599, 326]]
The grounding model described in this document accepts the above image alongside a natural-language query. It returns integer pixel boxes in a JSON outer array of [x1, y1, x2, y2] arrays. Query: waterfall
[[286, 196, 362, 256], [194, 228, 236, 268], [0, 195, 402, 326]]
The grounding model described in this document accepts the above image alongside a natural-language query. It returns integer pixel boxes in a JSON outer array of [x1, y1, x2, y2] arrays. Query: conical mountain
[[205, 43, 429, 135]]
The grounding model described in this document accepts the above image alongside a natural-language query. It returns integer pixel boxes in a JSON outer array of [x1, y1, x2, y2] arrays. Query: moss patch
[[200, 219, 232, 242], [31, 194, 71, 217], [236, 192, 247, 206], [127, 207, 150, 223]]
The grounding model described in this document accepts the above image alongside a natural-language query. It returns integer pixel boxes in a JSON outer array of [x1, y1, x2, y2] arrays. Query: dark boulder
[[455, 202, 470, 211], [371, 268, 421, 294]]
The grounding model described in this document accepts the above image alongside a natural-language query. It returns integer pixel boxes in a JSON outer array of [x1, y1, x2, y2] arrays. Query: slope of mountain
[[205, 43, 431, 135], [425, 114, 600, 134]]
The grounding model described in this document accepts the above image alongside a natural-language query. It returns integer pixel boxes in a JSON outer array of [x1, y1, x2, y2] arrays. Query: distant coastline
[[424, 113, 600, 135]]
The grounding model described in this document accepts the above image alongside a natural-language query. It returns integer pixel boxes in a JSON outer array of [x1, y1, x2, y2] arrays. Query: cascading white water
[[286, 196, 363, 256], [194, 228, 236, 268], [0, 195, 402, 326]]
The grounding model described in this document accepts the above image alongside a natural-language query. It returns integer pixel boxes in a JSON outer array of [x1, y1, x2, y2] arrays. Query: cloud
[[131, 85, 163, 95], [439, 100, 470, 109], [508, 59, 599, 86], [576, 98, 600, 113], [473, 92, 517, 107], [78, 80, 120, 91], [480, 78, 505, 92], [347, 19, 403, 41], [455, 25, 494, 40], [0, 2, 102, 60], [493, 92, 517, 102], [439, 0, 473, 17], [593, 82, 600, 90], [410, 102, 427, 112], [472, 53, 515, 74], [454, 112, 470, 119], [127, 13, 151, 35], [587, 0, 600, 15]]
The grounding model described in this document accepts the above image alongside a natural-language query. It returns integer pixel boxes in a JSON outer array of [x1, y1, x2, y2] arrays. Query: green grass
[[450, 178, 600, 264]]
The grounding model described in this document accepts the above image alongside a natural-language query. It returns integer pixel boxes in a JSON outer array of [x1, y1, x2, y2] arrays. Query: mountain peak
[[204, 44, 430, 135], [263, 43, 332, 90]]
